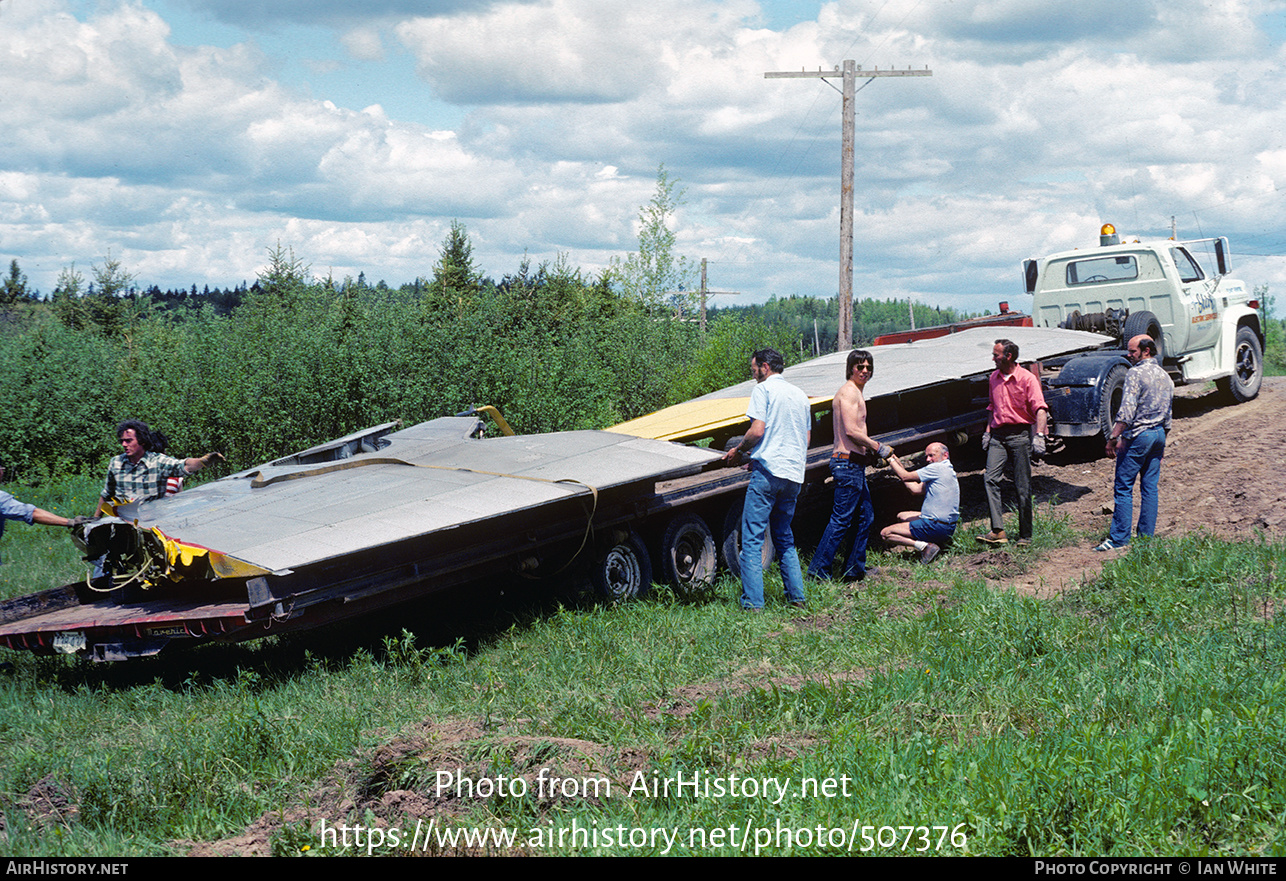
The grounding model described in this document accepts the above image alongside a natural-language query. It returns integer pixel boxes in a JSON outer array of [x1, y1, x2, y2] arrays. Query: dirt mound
[[0, 774, 81, 843], [185, 681, 849, 856]]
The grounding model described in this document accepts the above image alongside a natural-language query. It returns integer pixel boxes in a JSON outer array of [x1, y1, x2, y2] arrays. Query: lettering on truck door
[[1172, 246, 1220, 352]]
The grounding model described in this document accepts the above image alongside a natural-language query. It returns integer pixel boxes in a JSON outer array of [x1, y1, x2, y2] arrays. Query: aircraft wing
[[114, 425, 719, 575], [608, 326, 1108, 442]]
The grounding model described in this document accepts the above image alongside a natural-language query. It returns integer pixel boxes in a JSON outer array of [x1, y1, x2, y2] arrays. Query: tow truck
[[1025, 224, 1264, 438]]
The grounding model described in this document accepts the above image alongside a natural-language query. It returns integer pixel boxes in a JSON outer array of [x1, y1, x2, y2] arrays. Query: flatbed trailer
[[0, 326, 1109, 661]]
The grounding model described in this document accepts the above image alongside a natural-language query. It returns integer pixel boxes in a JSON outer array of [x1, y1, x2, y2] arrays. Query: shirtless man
[[806, 349, 893, 582]]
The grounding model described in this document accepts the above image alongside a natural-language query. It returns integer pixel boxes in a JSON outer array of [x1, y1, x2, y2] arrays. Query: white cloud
[[0, 0, 1282, 314], [341, 26, 386, 62]]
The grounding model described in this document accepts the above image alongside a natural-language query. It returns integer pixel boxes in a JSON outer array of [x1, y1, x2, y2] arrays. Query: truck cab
[[1021, 224, 1264, 437]]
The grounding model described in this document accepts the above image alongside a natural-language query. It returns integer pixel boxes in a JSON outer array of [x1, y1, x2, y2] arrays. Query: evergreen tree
[[0, 259, 29, 305], [429, 221, 478, 297], [257, 243, 311, 306]]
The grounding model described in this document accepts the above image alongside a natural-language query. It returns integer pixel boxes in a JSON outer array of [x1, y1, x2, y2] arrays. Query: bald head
[[1127, 334, 1157, 363], [926, 442, 949, 462]]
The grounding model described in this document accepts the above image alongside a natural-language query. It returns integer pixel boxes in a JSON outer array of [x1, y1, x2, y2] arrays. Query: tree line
[[0, 226, 979, 483]]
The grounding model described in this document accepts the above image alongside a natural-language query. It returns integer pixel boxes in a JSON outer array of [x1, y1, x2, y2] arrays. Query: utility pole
[[766, 61, 931, 350], [664, 258, 739, 331], [698, 258, 740, 333]]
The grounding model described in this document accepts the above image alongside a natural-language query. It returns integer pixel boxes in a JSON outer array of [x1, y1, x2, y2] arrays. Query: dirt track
[[945, 376, 1286, 597]]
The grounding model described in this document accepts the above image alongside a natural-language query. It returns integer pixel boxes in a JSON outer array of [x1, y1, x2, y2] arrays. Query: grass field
[[0, 485, 1283, 856]]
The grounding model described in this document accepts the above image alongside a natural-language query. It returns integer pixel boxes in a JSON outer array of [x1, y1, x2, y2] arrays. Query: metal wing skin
[[112, 421, 720, 578]]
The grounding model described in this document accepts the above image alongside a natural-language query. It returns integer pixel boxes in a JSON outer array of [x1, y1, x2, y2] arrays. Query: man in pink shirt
[[978, 339, 1049, 546]]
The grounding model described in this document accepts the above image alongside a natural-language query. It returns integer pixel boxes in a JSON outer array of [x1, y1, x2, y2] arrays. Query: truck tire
[[659, 514, 717, 598], [1097, 364, 1128, 440], [1217, 326, 1263, 403], [720, 503, 773, 579], [1122, 310, 1165, 362], [591, 529, 652, 601]]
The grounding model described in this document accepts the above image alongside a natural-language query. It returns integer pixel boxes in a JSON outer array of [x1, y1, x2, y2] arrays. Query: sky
[[2, 0, 1285, 315]]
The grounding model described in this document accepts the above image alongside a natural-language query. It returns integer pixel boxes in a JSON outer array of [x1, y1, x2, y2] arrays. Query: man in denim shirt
[[0, 465, 76, 562]]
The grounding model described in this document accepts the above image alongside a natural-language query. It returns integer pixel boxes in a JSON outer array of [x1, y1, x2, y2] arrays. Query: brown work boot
[[920, 543, 940, 564], [976, 529, 1008, 546]]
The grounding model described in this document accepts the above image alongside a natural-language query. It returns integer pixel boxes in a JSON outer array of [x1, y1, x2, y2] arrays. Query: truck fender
[[1044, 352, 1132, 438], [1046, 352, 1132, 388], [1215, 307, 1263, 364]]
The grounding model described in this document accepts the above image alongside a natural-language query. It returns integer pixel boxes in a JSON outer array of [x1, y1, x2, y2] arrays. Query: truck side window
[[1170, 247, 1204, 283]]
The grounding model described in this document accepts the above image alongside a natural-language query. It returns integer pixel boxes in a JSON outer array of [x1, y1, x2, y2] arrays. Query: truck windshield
[[1170, 247, 1205, 283], [1065, 255, 1138, 286]]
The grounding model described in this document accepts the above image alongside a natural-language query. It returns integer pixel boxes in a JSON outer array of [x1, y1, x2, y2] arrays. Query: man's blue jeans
[[806, 457, 873, 581], [1110, 427, 1166, 545], [739, 466, 805, 609]]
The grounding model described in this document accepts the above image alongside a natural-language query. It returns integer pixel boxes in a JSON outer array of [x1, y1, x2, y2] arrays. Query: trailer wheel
[[720, 503, 773, 579], [660, 514, 717, 597], [1097, 364, 1128, 440], [591, 530, 652, 602], [1217, 326, 1263, 403], [1122, 310, 1165, 362]]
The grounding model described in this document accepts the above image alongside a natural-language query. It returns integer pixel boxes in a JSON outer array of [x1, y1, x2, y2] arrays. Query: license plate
[[52, 631, 86, 654]]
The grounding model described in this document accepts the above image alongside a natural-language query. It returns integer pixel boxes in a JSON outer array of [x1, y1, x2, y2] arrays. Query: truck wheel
[[720, 503, 773, 579], [591, 529, 652, 602], [1122, 311, 1165, 362], [1218, 326, 1263, 403], [660, 514, 717, 598], [1097, 364, 1128, 440]]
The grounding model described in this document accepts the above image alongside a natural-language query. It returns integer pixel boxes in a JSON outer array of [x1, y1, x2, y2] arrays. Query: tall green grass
[[0, 531, 1282, 856]]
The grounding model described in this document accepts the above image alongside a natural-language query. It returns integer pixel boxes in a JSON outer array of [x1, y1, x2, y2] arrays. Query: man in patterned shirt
[[98, 420, 223, 512], [1096, 335, 1174, 551], [90, 421, 223, 592]]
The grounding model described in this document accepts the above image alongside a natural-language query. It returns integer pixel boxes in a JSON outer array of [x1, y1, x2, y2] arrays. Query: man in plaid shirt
[[98, 420, 223, 510], [90, 421, 224, 593]]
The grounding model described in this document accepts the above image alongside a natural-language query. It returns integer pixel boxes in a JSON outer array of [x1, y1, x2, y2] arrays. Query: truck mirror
[[1214, 238, 1230, 275], [1023, 260, 1038, 294]]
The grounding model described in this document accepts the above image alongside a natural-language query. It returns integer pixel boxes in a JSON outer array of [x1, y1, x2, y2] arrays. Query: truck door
[[1171, 246, 1220, 353]]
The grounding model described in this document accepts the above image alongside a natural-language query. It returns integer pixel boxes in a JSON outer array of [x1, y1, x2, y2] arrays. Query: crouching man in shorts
[[880, 442, 958, 564]]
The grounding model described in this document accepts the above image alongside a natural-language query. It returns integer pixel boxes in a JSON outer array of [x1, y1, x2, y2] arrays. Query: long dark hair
[[116, 420, 161, 452]]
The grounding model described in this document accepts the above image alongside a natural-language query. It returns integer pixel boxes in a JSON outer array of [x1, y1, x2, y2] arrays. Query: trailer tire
[[1122, 310, 1165, 362], [660, 514, 717, 598], [591, 530, 652, 602], [1097, 364, 1128, 440], [1216, 326, 1263, 403], [720, 503, 773, 579]]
